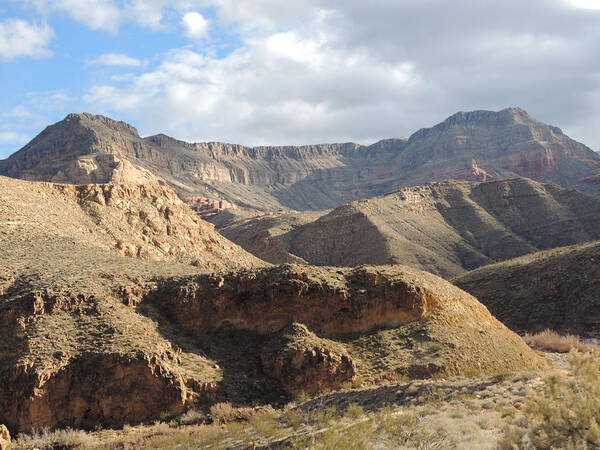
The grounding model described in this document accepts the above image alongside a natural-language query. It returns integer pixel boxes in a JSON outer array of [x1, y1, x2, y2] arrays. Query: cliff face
[[215, 178, 600, 278], [0, 226, 545, 432], [2, 108, 598, 211]]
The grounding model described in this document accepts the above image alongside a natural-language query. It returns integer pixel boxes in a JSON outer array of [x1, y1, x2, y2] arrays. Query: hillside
[[454, 240, 600, 336], [0, 175, 264, 271], [214, 178, 600, 278], [1, 108, 599, 211]]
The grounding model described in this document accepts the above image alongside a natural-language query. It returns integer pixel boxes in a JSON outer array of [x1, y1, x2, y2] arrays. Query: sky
[[0, 0, 600, 159]]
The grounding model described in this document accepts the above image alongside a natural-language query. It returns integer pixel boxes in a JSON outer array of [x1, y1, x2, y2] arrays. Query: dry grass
[[500, 350, 600, 449], [14, 427, 98, 448], [523, 329, 598, 353]]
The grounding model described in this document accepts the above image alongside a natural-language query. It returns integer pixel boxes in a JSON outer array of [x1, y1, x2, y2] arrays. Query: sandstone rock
[[1, 108, 599, 212], [260, 323, 355, 396], [183, 196, 238, 219], [0, 424, 9, 450]]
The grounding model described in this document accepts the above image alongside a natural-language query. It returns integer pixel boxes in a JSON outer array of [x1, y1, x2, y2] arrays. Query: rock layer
[[1, 108, 599, 211]]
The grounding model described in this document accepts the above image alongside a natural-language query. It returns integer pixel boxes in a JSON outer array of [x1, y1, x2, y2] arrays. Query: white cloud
[[0, 131, 31, 144], [0, 19, 54, 61], [182, 11, 210, 39], [22, 0, 122, 33], [568, 0, 600, 9], [87, 52, 142, 67], [84, 26, 420, 145]]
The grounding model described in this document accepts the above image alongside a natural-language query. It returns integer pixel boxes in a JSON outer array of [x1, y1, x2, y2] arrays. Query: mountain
[[1, 108, 599, 211], [454, 240, 600, 336], [213, 178, 600, 278]]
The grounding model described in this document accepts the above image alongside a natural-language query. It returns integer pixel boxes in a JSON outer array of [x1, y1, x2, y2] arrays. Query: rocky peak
[[64, 112, 140, 137]]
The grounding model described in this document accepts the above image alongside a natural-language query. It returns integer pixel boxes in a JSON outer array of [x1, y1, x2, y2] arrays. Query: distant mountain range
[[1, 107, 599, 211]]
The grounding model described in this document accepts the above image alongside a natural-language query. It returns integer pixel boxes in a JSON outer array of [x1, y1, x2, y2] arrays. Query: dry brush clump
[[523, 329, 599, 353], [500, 350, 600, 449]]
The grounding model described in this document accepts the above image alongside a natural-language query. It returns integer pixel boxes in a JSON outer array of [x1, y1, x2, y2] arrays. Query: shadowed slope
[[215, 178, 600, 278], [455, 240, 600, 336]]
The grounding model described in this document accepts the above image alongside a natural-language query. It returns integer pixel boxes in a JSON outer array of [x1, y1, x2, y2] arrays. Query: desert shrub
[[502, 350, 600, 449], [343, 403, 365, 419], [210, 402, 237, 424], [179, 408, 205, 425], [16, 427, 97, 448], [523, 329, 597, 353]]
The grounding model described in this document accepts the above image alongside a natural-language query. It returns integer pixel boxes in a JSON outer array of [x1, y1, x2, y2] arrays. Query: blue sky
[[1, 0, 600, 159]]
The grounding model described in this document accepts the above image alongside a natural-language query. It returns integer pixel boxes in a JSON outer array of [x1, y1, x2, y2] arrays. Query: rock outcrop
[[0, 231, 544, 432], [215, 178, 600, 278], [183, 196, 238, 219], [0, 175, 264, 270], [146, 264, 545, 380], [454, 240, 600, 336], [260, 323, 355, 396], [1, 108, 599, 211]]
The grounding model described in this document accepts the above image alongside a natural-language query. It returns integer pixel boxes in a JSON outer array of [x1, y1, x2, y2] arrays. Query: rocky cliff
[[214, 178, 600, 278], [1, 108, 599, 211]]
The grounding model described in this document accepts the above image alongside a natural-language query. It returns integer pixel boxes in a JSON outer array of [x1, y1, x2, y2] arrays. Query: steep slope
[[215, 178, 600, 278], [454, 241, 600, 336], [0, 176, 264, 270], [1, 108, 599, 211]]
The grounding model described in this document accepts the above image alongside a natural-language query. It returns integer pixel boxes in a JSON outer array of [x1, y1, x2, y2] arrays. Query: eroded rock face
[[0, 175, 265, 271], [261, 323, 355, 396], [0, 352, 187, 432], [261, 324, 355, 396], [146, 264, 546, 380], [147, 265, 443, 335]]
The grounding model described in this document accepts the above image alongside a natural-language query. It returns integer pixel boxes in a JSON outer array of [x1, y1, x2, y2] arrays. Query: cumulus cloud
[[182, 11, 210, 39], [22, 0, 122, 33], [0, 19, 54, 61], [7, 0, 596, 152], [87, 52, 142, 67]]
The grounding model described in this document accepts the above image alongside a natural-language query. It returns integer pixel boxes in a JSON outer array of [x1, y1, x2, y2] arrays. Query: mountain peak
[[62, 112, 140, 137]]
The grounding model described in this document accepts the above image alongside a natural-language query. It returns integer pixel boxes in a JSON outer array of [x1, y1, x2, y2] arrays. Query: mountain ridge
[[2, 107, 599, 211], [213, 177, 600, 278]]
